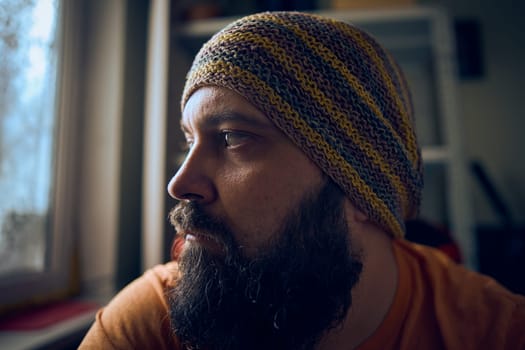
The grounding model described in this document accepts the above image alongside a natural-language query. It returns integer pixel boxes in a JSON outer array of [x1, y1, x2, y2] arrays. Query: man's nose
[[167, 146, 216, 204]]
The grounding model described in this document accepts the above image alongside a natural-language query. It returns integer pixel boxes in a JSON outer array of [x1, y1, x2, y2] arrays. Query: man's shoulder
[[79, 261, 182, 349], [394, 239, 525, 349], [106, 260, 182, 320], [147, 260, 181, 289], [395, 238, 524, 306], [110, 260, 181, 309]]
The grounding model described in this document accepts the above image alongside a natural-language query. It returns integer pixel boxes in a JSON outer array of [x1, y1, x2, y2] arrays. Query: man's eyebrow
[[181, 111, 273, 132]]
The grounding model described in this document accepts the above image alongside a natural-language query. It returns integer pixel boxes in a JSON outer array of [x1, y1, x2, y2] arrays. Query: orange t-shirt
[[358, 239, 525, 349], [79, 240, 525, 349]]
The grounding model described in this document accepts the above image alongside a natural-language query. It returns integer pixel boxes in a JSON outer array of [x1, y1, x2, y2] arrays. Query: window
[[0, 0, 81, 311]]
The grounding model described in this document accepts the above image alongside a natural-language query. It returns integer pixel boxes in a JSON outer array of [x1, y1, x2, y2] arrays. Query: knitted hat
[[182, 12, 423, 238]]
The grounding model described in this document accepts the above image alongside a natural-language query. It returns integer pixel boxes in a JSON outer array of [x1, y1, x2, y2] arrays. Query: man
[[80, 12, 525, 349]]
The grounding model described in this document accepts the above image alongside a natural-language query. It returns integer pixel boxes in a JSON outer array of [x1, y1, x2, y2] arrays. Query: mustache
[[169, 202, 235, 248]]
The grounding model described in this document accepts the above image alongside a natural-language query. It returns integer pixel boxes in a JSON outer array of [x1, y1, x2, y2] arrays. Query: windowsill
[[0, 289, 114, 350], [0, 309, 96, 350]]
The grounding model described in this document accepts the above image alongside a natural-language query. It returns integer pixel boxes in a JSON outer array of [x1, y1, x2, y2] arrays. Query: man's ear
[[354, 208, 368, 223], [344, 199, 369, 224]]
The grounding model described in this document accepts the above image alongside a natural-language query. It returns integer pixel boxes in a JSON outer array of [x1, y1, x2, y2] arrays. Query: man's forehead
[[180, 86, 274, 131]]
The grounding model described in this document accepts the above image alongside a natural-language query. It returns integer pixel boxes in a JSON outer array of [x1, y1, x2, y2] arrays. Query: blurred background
[[0, 0, 523, 348]]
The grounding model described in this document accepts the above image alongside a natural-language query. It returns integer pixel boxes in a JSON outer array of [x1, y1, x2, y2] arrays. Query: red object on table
[[0, 300, 99, 331]]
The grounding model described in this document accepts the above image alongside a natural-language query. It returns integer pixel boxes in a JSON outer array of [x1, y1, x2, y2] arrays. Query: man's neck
[[318, 223, 399, 350]]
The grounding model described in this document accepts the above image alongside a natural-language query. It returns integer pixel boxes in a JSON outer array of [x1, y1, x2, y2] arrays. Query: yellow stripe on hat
[[267, 14, 411, 158], [386, 51, 414, 119], [328, 20, 419, 169], [384, 51, 420, 169]]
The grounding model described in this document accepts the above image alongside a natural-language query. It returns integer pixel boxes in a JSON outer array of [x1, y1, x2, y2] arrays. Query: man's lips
[[180, 230, 214, 241], [181, 231, 225, 253], [184, 232, 215, 243], [184, 233, 197, 242]]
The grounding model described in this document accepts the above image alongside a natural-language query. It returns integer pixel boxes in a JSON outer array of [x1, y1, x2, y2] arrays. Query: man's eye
[[222, 131, 250, 148]]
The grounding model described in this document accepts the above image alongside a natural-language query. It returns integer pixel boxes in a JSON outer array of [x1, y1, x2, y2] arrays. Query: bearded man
[[80, 11, 525, 350]]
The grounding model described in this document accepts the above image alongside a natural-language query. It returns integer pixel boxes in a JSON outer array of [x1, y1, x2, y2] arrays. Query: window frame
[[0, 0, 83, 311]]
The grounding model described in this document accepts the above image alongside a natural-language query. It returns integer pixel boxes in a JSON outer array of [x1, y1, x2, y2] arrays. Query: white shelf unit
[[169, 6, 476, 268]]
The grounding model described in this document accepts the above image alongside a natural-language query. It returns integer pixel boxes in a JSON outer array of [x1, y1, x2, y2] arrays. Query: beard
[[168, 180, 363, 350]]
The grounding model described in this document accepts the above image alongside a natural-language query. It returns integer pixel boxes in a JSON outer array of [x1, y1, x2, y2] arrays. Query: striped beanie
[[182, 12, 423, 238]]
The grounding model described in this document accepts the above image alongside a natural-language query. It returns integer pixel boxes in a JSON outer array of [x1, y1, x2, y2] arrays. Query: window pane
[[0, 0, 59, 276]]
